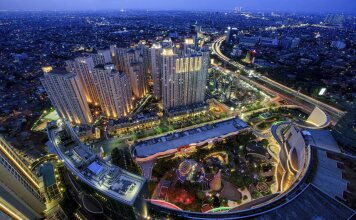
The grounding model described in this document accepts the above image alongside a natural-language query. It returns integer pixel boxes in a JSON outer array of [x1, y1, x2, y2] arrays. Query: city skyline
[[0, 4, 354, 219], [0, 0, 356, 13]]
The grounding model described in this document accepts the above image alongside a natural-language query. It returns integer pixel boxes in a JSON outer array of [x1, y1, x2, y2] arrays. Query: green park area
[[247, 107, 308, 131], [148, 131, 275, 212], [131, 112, 223, 141], [32, 108, 59, 131]]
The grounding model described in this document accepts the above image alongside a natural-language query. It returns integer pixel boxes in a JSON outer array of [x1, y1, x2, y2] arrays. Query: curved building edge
[[46, 120, 313, 219]]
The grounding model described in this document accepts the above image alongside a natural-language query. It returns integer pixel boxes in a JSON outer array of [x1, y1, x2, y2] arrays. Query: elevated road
[[211, 36, 346, 122]]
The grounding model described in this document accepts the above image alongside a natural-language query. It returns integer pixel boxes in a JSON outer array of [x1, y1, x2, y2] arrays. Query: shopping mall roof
[[134, 117, 248, 158]]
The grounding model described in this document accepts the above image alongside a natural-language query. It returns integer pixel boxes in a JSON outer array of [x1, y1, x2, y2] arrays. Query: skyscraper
[[97, 49, 113, 64], [128, 62, 148, 98], [136, 41, 151, 79], [0, 136, 45, 219], [161, 47, 209, 110], [91, 64, 133, 119], [40, 67, 93, 125], [149, 43, 163, 99], [91, 52, 108, 66], [65, 56, 99, 104], [115, 47, 148, 98]]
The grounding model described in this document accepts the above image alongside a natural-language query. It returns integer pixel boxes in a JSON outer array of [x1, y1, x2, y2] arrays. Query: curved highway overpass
[[211, 36, 346, 123]]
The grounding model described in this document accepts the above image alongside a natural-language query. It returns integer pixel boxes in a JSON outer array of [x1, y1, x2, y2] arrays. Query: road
[[211, 36, 346, 122]]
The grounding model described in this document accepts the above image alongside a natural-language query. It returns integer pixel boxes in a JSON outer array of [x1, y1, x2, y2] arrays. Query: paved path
[[138, 159, 155, 180], [238, 187, 252, 204], [271, 122, 296, 192]]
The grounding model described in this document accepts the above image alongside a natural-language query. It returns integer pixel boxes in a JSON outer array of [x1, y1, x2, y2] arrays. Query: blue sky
[[0, 0, 355, 13]]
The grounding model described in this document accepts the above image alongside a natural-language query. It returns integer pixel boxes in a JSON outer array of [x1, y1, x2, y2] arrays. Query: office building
[[260, 37, 279, 47], [0, 136, 45, 220], [91, 64, 133, 119], [40, 67, 93, 125], [238, 36, 260, 47]]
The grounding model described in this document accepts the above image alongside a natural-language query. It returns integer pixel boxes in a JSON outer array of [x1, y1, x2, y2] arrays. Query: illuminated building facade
[[65, 56, 99, 104], [149, 43, 163, 99], [92, 64, 133, 119], [97, 49, 113, 64], [0, 136, 45, 220], [114, 46, 148, 98], [40, 67, 93, 125], [243, 49, 256, 64], [161, 47, 209, 110], [128, 62, 148, 98]]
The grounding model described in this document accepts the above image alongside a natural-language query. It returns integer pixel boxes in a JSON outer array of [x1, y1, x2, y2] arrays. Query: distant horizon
[[0, 9, 354, 15], [0, 0, 355, 14]]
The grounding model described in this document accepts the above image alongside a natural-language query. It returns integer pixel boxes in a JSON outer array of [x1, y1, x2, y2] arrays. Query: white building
[[128, 62, 148, 98], [115, 47, 148, 98], [0, 136, 45, 220], [65, 56, 99, 104], [97, 49, 113, 64], [40, 67, 93, 125], [149, 43, 163, 99], [92, 64, 133, 119], [161, 47, 209, 110]]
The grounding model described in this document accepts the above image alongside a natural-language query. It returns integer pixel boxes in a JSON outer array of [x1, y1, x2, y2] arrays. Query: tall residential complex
[[97, 49, 113, 64], [128, 62, 148, 98], [91, 64, 133, 119], [65, 56, 99, 104], [0, 136, 45, 220], [114, 46, 148, 98], [158, 43, 209, 110], [150, 43, 163, 99], [41, 39, 209, 125], [40, 67, 93, 125]]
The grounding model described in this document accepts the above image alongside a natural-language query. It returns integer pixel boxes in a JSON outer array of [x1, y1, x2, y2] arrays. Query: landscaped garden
[[148, 131, 276, 212], [247, 107, 309, 131]]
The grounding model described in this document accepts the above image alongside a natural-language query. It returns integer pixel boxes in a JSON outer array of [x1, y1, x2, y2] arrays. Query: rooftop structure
[[133, 117, 248, 159], [0, 136, 45, 219], [306, 106, 329, 128], [251, 184, 354, 220], [48, 121, 145, 206]]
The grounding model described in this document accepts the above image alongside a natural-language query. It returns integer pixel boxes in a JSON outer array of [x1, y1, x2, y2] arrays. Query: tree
[[260, 139, 269, 147], [251, 190, 262, 199], [111, 147, 140, 174]]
